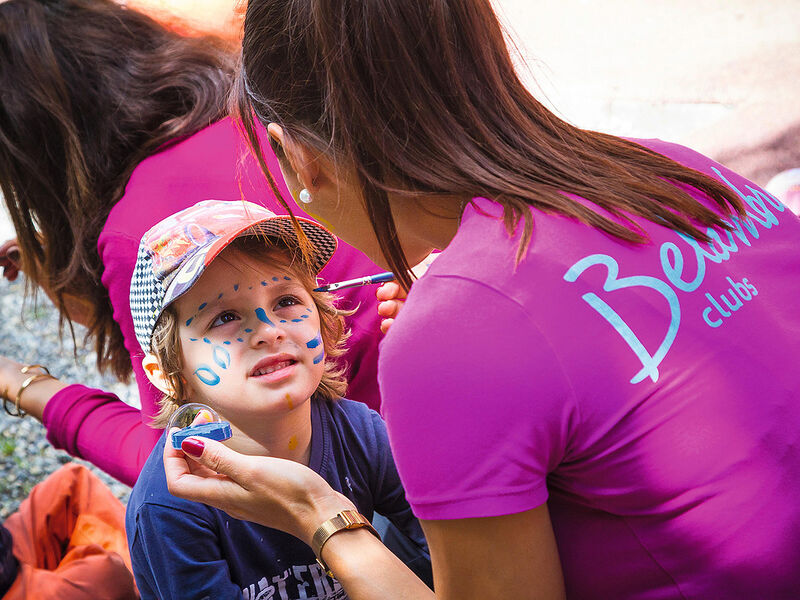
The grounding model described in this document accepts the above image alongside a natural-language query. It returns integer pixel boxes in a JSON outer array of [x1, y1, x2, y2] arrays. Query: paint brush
[[314, 271, 395, 292]]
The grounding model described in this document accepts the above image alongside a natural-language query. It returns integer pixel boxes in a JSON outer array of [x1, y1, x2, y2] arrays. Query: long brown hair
[[0, 0, 235, 380], [237, 0, 745, 291]]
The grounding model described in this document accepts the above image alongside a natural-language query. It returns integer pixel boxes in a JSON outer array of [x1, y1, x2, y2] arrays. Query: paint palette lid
[[168, 403, 233, 449]]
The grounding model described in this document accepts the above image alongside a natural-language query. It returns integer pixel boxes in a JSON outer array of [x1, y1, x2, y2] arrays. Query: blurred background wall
[[493, 0, 800, 185]]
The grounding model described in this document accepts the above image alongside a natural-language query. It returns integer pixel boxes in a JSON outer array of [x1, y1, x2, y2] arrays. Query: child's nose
[[250, 308, 286, 345]]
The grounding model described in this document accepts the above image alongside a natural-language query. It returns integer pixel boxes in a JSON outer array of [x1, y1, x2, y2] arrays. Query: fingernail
[[182, 437, 205, 457]]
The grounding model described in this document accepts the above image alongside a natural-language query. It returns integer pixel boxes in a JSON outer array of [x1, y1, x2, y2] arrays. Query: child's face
[[173, 246, 326, 423]]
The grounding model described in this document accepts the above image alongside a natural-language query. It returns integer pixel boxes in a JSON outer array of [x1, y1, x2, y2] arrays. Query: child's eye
[[210, 311, 239, 328], [275, 295, 302, 309]]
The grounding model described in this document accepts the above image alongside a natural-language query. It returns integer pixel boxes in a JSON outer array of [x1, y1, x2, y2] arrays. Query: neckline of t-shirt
[[307, 396, 328, 476]]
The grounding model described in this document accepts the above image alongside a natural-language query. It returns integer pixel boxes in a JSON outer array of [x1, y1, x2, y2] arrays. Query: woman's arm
[[323, 508, 566, 599], [0, 354, 161, 486], [164, 437, 565, 599], [164, 436, 434, 597], [421, 508, 565, 599]]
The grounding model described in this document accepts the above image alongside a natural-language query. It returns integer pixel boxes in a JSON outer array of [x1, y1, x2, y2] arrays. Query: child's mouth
[[250, 357, 298, 382]]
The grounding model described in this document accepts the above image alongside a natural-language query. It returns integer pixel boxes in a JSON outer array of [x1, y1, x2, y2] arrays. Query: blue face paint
[[261, 281, 267, 286], [305, 308, 312, 313], [280, 320, 287, 323], [255, 307, 275, 327], [194, 366, 220, 386], [283, 276, 291, 281], [213, 345, 231, 369], [272, 277, 279, 282], [306, 332, 322, 349], [301, 314, 309, 319], [313, 350, 325, 365], [189, 338, 198, 342], [223, 340, 231, 345], [245, 328, 253, 333], [218, 293, 224, 299], [236, 338, 244, 342], [234, 284, 239, 291], [198, 303, 207, 311], [203, 338, 211, 344], [291, 319, 303, 323], [185, 317, 194, 326]]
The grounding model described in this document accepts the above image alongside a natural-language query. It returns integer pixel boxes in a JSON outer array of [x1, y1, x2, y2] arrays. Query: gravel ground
[[0, 275, 138, 520]]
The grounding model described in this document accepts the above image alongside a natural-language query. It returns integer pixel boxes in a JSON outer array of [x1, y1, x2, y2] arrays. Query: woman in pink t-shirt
[[164, 0, 800, 598], [0, 0, 383, 486]]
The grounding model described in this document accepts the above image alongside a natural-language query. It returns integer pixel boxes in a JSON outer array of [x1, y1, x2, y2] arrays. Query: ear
[[142, 353, 178, 397], [267, 123, 321, 193]]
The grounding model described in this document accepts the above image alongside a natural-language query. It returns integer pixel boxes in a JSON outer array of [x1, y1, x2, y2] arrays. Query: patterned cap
[[130, 200, 338, 352]]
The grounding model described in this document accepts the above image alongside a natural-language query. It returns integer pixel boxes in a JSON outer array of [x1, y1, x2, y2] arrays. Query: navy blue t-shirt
[[126, 398, 430, 599]]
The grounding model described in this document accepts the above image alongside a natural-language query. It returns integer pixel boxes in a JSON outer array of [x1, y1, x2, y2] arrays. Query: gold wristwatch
[[311, 510, 380, 577]]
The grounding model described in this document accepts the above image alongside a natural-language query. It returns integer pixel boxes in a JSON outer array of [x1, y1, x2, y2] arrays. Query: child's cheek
[[305, 329, 325, 365], [275, 306, 314, 326], [190, 339, 233, 387]]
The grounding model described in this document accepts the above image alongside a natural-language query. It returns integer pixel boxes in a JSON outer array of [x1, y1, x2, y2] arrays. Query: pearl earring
[[299, 188, 313, 204]]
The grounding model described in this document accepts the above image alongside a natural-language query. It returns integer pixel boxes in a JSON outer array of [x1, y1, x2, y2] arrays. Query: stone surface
[[0, 277, 136, 519]]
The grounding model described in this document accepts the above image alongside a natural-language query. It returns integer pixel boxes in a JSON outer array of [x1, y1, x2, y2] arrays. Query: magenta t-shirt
[[42, 118, 384, 485], [379, 140, 800, 598]]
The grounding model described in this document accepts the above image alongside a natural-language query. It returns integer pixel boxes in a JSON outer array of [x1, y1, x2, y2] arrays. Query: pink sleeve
[[378, 275, 579, 520], [43, 385, 162, 486]]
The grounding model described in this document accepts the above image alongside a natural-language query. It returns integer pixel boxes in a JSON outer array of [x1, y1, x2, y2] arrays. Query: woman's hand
[[165, 433, 436, 600], [0, 356, 66, 420], [0, 355, 26, 400], [0, 239, 22, 281], [376, 253, 438, 334], [163, 433, 355, 545], [376, 282, 407, 334]]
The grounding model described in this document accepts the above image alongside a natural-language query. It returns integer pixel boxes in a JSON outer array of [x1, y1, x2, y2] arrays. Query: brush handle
[[314, 272, 395, 292]]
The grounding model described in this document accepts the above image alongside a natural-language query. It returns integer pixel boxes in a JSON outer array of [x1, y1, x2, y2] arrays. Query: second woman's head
[[0, 0, 235, 379]]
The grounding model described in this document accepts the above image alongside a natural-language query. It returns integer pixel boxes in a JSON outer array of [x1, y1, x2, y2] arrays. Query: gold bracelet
[[2, 364, 54, 418], [311, 510, 380, 578]]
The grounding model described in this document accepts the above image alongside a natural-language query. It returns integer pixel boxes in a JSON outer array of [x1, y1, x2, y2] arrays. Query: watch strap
[[311, 510, 380, 577]]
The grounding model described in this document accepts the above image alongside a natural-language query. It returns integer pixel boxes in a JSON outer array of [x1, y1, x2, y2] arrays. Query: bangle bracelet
[[311, 510, 380, 578], [2, 365, 54, 418]]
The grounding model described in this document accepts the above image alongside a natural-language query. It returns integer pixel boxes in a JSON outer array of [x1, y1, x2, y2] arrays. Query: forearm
[[43, 384, 162, 485], [320, 528, 435, 600]]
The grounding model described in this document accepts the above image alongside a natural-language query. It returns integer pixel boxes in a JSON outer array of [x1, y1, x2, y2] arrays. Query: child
[[125, 200, 430, 599]]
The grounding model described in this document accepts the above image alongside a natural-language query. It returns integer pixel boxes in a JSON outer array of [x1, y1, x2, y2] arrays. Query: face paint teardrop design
[[306, 332, 322, 349], [255, 307, 275, 327], [194, 366, 220, 386], [213, 346, 231, 370], [306, 331, 325, 364]]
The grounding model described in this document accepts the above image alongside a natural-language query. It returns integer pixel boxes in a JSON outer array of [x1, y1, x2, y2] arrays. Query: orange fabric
[[3, 463, 137, 600]]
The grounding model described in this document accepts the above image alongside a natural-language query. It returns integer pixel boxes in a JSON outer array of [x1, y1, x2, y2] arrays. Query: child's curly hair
[[148, 235, 353, 428]]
